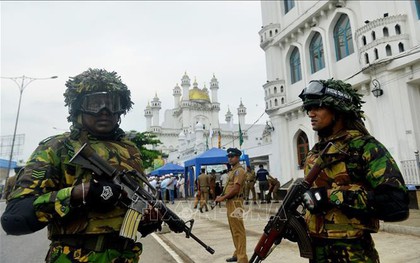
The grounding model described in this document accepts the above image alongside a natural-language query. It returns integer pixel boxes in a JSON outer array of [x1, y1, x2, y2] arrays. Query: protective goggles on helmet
[[299, 80, 352, 102], [80, 92, 124, 115]]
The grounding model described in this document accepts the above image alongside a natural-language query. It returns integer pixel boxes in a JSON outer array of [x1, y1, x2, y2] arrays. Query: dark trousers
[[258, 181, 269, 201]]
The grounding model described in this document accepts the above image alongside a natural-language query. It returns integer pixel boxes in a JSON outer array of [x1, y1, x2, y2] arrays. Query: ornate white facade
[[260, 0, 420, 184], [145, 73, 267, 164]]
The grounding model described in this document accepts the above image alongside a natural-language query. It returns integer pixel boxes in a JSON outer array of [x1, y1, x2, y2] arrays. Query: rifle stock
[[70, 143, 215, 254]]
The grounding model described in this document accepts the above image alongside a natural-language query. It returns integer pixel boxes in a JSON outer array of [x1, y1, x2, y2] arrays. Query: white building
[[259, 0, 420, 184], [144, 72, 267, 165]]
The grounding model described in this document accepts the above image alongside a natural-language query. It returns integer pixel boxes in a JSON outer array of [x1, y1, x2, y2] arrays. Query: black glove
[[138, 207, 163, 237], [85, 179, 124, 212], [302, 187, 328, 214], [163, 210, 185, 233]]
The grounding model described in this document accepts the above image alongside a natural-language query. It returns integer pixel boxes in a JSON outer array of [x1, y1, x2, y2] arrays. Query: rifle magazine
[[120, 208, 142, 241]]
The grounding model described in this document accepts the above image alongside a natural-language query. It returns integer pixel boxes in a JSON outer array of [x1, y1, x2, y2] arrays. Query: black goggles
[[299, 81, 352, 102], [80, 92, 124, 115]]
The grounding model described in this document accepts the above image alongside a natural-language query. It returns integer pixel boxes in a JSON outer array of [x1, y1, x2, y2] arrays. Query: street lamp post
[[1, 75, 57, 196]]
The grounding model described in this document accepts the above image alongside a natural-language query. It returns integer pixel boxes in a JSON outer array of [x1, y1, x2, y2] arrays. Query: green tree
[[126, 131, 163, 169]]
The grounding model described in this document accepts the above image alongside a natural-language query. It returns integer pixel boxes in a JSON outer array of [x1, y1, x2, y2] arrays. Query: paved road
[[0, 201, 178, 263], [3, 200, 420, 263], [160, 200, 420, 263]]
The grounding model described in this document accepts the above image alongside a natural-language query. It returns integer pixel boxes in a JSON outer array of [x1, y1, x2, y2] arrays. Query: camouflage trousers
[[45, 242, 142, 263], [311, 233, 379, 263]]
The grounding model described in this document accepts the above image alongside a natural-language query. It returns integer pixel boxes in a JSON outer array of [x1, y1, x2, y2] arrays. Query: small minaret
[[151, 93, 161, 127], [144, 101, 153, 131], [237, 99, 247, 125], [202, 83, 208, 94], [193, 77, 198, 89], [210, 74, 219, 103], [181, 72, 190, 101], [225, 107, 233, 128], [173, 83, 181, 108]]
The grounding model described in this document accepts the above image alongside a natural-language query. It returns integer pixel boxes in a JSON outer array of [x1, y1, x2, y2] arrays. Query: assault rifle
[[249, 142, 333, 263], [70, 143, 215, 255]]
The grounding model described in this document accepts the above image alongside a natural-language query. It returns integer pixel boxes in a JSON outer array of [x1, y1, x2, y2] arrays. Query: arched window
[[297, 131, 309, 169], [284, 0, 295, 14], [374, 48, 379, 60], [280, 86, 284, 92], [275, 29, 278, 34], [399, 42, 405, 53], [266, 102, 268, 109], [372, 31, 376, 41], [274, 87, 278, 93], [386, 44, 392, 56], [364, 53, 370, 64], [290, 47, 302, 83], [270, 30, 273, 37], [274, 99, 278, 106], [362, 35, 367, 46], [395, 24, 401, 35], [383, 27, 389, 37], [309, 32, 325, 73], [334, 14, 354, 60]]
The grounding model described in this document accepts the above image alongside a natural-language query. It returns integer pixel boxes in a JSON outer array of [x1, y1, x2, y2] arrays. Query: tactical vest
[[40, 133, 143, 237], [304, 130, 379, 239]]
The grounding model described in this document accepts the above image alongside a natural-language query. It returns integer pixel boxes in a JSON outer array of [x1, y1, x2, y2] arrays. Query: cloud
[[1, 1, 267, 161]]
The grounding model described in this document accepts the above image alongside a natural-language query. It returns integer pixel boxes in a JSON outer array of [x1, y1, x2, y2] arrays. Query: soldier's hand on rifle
[[138, 206, 163, 237], [163, 210, 185, 233], [71, 179, 124, 212], [302, 187, 328, 214]]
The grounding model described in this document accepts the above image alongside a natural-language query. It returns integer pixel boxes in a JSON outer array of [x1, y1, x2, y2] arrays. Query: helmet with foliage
[[299, 79, 365, 120], [63, 68, 133, 122]]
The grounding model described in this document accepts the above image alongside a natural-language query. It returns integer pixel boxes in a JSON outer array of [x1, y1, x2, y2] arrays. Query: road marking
[[151, 233, 185, 263]]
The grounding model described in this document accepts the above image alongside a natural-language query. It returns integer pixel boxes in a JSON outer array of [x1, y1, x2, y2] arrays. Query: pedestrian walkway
[[157, 199, 420, 263]]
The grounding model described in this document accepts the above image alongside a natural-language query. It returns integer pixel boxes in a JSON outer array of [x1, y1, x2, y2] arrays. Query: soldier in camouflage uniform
[[299, 79, 409, 263], [1, 69, 183, 262]]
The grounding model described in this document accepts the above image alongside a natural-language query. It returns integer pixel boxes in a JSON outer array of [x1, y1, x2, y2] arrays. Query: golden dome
[[189, 87, 210, 101]]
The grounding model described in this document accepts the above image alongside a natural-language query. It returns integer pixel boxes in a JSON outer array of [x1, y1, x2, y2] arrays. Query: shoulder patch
[[234, 170, 239, 176]]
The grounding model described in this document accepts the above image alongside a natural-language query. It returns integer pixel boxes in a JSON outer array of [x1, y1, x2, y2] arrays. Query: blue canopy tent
[[183, 147, 250, 196], [149, 163, 184, 176]]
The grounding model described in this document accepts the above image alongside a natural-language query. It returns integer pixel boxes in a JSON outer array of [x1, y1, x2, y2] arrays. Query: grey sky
[[1, 1, 267, 162]]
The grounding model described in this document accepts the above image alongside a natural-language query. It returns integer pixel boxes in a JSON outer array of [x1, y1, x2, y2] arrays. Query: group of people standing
[[147, 174, 185, 204]]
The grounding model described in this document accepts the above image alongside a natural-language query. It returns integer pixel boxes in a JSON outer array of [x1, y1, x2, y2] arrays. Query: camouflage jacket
[[304, 129, 406, 239], [9, 132, 144, 238]]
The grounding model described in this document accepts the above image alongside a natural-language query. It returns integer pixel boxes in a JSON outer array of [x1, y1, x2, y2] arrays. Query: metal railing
[[401, 159, 420, 185]]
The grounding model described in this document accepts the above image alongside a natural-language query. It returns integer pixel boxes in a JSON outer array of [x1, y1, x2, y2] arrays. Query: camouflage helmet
[[299, 79, 365, 119], [63, 68, 133, 122]]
